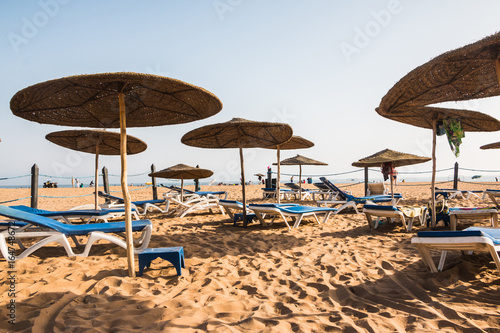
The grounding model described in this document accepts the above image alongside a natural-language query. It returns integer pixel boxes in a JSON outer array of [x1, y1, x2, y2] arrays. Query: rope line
[[39, 193, 95, 198], [458, 167, 500, 173], [0, 196, 32, 204], [0, 175, 31, 181], [108, 172, 150, 177], [110, 185, 152, 193], [40, 174, 96, 180]]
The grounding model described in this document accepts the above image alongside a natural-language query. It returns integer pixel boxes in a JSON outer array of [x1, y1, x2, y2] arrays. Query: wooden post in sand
[[30, 164, 38, 208], [102, 166, 109, 194], [94, 143, 100, 210], [453, 162, 459, 190], [151, 164, 157, 200], [239, 145, 248, 227]]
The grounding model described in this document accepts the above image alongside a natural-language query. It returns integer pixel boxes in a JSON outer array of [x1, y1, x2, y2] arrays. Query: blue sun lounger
[[219, 200, 298, 226], [412, 227, 500, 273], [317, 177, 402, 213], [9, 205, 134, 224], [162, 185, 228, 200], [98, 191, 168, 215], [0, 205, 152, 261], [248, 203, 338, 230]]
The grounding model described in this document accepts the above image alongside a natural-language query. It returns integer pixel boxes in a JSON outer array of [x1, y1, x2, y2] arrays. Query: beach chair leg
[[492, 213, 499, 228], [415, 244, 438, 273], [437, 250, 448, 271], [365, 213, 375, 229], [292, 215, 304, 229], [450, 215, 457, 231], [322, 211, 334, 224], [487, 247, 500, 273], [253, 212, 267, 226], [406, 217, 414, 233]]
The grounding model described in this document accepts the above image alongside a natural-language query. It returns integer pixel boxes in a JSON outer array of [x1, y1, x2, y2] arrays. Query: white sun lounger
[[163, 193, 223, 218], [412, 227, 500, 273], [248, 204, 338, 230], [362, 204, 428, 232], [0, 205, 152, 261]]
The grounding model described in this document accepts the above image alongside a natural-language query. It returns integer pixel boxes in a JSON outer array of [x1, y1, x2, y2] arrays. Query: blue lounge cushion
[[417, 227, 500, 245], [278, 206, 338, 214], [131, 199, 165, 206], [249, 203, 298, 208], [363, 204, 398, 211], [0, 205, 151, 236], [11, 205, 110, 217], [219, 199, 243, 205]]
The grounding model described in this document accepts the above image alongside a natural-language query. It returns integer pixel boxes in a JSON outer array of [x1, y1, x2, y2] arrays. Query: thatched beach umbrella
[[10, 72, 222, 277], [46, 129, 147, 209], [376, 32, 500, 228], [264, 136, 314, 203], [352, 148, 431, 200], [274, 154, 327, 195], [149, 164, 213, 201], [181, 118, 293, 226], [375, 107, 500, 227]]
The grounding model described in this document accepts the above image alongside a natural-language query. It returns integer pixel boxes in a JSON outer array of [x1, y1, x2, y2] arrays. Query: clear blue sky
[[1, 0, 500, 186]]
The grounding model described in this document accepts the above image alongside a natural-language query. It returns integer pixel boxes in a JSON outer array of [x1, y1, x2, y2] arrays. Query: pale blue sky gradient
[[1, 1, 500, 186]]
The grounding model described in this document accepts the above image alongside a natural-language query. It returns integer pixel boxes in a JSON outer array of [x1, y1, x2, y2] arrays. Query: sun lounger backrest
[[98, 191, 124, 204], [0, 205, 75, 233], [169, 186, 196, 194], [319, 177, 349, 201]]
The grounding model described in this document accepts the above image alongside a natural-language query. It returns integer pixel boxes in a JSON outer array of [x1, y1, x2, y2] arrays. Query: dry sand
[[1, 181, 500, 332]]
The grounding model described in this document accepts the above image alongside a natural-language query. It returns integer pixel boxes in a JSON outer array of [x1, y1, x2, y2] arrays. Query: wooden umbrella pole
[[181, 178, 184, 202], [431, 119, 437, 228], [239, 146, 247, 226], [119, 92, 135, 277], [299, 165, 302, 196], [390, 169, 395, 202], [277, 147, 281, 204], [94, 143, 99, 210]]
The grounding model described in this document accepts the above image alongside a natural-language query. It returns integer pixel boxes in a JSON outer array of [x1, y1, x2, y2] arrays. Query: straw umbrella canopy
[[378, 32, 500, 114], [264, 136, 314, 203], [148, 164, 213, 201], [10, 72, 222, 277], [352, 148, 431, 199], [46, 129, 147, 209], [375, 107, 500, 227], [181, 118, 293, 226], [274, 154, 327, 194]]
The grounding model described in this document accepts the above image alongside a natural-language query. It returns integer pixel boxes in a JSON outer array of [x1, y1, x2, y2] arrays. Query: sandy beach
[[1, 181, 500, 332]]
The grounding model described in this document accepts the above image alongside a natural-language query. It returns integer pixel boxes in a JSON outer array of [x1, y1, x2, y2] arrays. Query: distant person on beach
[[89, 180, 94, 187]]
